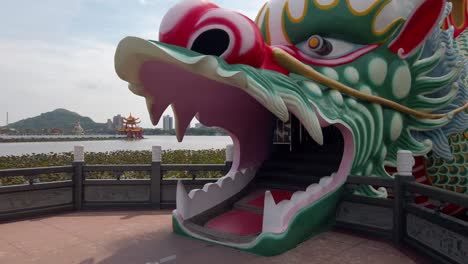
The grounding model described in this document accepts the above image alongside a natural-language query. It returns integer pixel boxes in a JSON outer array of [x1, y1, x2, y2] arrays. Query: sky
[[0, 0, 266, 128]]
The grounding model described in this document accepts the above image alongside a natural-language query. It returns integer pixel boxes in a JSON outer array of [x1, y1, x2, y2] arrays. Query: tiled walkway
[[0, 210, 431, 264]]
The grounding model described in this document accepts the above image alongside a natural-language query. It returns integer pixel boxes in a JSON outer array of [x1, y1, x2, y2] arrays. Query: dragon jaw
[[114, 0, 466, 256], [115, 36, 355, 237]]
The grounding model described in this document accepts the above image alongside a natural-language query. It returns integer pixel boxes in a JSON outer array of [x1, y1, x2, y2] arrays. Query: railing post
[[73, 145, 85, 210], [393, 150, 415, 247], [151, 146, 162, 209], [225, 144, 234, 173]]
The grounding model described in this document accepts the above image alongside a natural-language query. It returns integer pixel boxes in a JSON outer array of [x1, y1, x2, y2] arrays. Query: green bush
[[0, 149, 225, 186]]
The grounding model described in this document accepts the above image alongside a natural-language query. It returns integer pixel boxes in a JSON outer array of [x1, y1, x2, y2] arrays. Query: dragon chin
[[115, 37, 355, 254]]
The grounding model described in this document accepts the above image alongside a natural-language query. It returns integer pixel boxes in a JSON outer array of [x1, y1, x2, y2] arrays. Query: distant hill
[[8, 109, 108, 133]]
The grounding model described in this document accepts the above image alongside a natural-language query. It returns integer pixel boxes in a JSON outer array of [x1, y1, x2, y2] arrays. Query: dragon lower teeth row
[[262, 173, 337, 234], [176, 167, 256, 220]]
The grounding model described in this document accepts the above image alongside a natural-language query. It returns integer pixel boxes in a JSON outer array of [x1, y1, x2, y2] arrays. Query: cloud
[[0, 0, 268, 128], [0, 38, 154, 127]]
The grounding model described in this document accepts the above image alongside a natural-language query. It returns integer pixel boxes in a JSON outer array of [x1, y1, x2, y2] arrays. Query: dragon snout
[[159, 0, 266, 67]]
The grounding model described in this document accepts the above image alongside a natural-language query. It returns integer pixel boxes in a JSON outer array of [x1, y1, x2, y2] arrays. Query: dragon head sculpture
[[115, 0, 467, 256]]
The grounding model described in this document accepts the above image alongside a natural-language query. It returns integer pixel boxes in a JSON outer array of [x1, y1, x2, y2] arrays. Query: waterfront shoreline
[[0, 135, 233, 156], [0, 136, 127, 143]]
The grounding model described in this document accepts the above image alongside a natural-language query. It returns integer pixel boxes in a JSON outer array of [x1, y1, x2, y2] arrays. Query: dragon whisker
[[272, 48, 467, 120]]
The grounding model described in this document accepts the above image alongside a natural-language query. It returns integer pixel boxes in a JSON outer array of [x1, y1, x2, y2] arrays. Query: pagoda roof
[[123, 113, 141, 123]]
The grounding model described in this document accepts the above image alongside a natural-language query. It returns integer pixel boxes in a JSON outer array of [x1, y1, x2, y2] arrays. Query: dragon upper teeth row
[[176, 168, 256, 220], [123, 38, 325, 146], [263, 173, 336, 234]]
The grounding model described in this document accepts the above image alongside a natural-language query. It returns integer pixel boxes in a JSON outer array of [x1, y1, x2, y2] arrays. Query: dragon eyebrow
[[272, 48, 467, 120]]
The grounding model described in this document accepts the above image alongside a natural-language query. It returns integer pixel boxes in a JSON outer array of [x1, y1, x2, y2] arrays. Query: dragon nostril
[[190, 29, 230, 57]]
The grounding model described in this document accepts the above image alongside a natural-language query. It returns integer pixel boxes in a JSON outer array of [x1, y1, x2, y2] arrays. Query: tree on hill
[[8, 109, 108, 134]]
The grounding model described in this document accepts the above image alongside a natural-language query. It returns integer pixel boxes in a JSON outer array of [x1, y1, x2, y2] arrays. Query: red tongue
[[204, 209, 263, 236], [203, 189, 294, 236]]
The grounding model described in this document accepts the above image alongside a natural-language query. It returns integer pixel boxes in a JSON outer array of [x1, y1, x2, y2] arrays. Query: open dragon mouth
[[114, 0, 468, 256], [115, 37, 355, 250]]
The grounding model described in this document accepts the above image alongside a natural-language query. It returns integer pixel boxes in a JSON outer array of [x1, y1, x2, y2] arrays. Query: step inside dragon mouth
[[115, 38, 355, 246]]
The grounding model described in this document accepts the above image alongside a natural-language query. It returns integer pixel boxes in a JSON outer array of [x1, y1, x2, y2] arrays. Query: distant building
[[118, 114, 143, 139], [113, 115, 124, 129], [106, 119, 113, 130], [163, 115, 173, 130]]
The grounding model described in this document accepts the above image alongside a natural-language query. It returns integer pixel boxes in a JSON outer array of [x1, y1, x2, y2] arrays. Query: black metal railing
[[336, 174, 468, 264]]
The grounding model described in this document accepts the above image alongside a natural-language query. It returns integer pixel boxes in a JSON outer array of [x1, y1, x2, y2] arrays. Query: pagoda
[[71, 120, 85, 135], [118, 114, 143, 139]]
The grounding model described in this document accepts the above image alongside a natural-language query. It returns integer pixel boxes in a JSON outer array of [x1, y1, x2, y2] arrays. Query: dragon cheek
[[343, 66, 360, 85], [390, 113, 403, 142], [392, 65, 412, 99], [368, 57, 388, 86], [321, 67, 339, 81]]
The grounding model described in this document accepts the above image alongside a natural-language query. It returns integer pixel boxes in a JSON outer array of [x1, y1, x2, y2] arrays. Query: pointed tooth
[[264, 191, 276, 208], [176, 180, 189, 219], [319, 176, 333, 187], [145, 98, 156, 126], [291, 191, 306, 203], [280, 93, 323, 145], [276, 200, 290, 210], [145, 99, 156, 125], [172, 104, 195, 142], [248, 81, 289, 122], [202, 182, 215, 192], [188, 189, 200, 199], [149, 101, 170, 126], [302, 112, 323, 145], [194, 112, 201, 121], [175, 168, 257, 220], [306, 183, 322, 194], [202, 182, 223, 202], [262, 191, 282, 233], [217, 174, 234, 189]]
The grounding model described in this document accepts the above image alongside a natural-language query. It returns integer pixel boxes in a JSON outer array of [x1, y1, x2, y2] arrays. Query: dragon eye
[[297, 35, 363, 59], [307, 35, 332, 56]]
